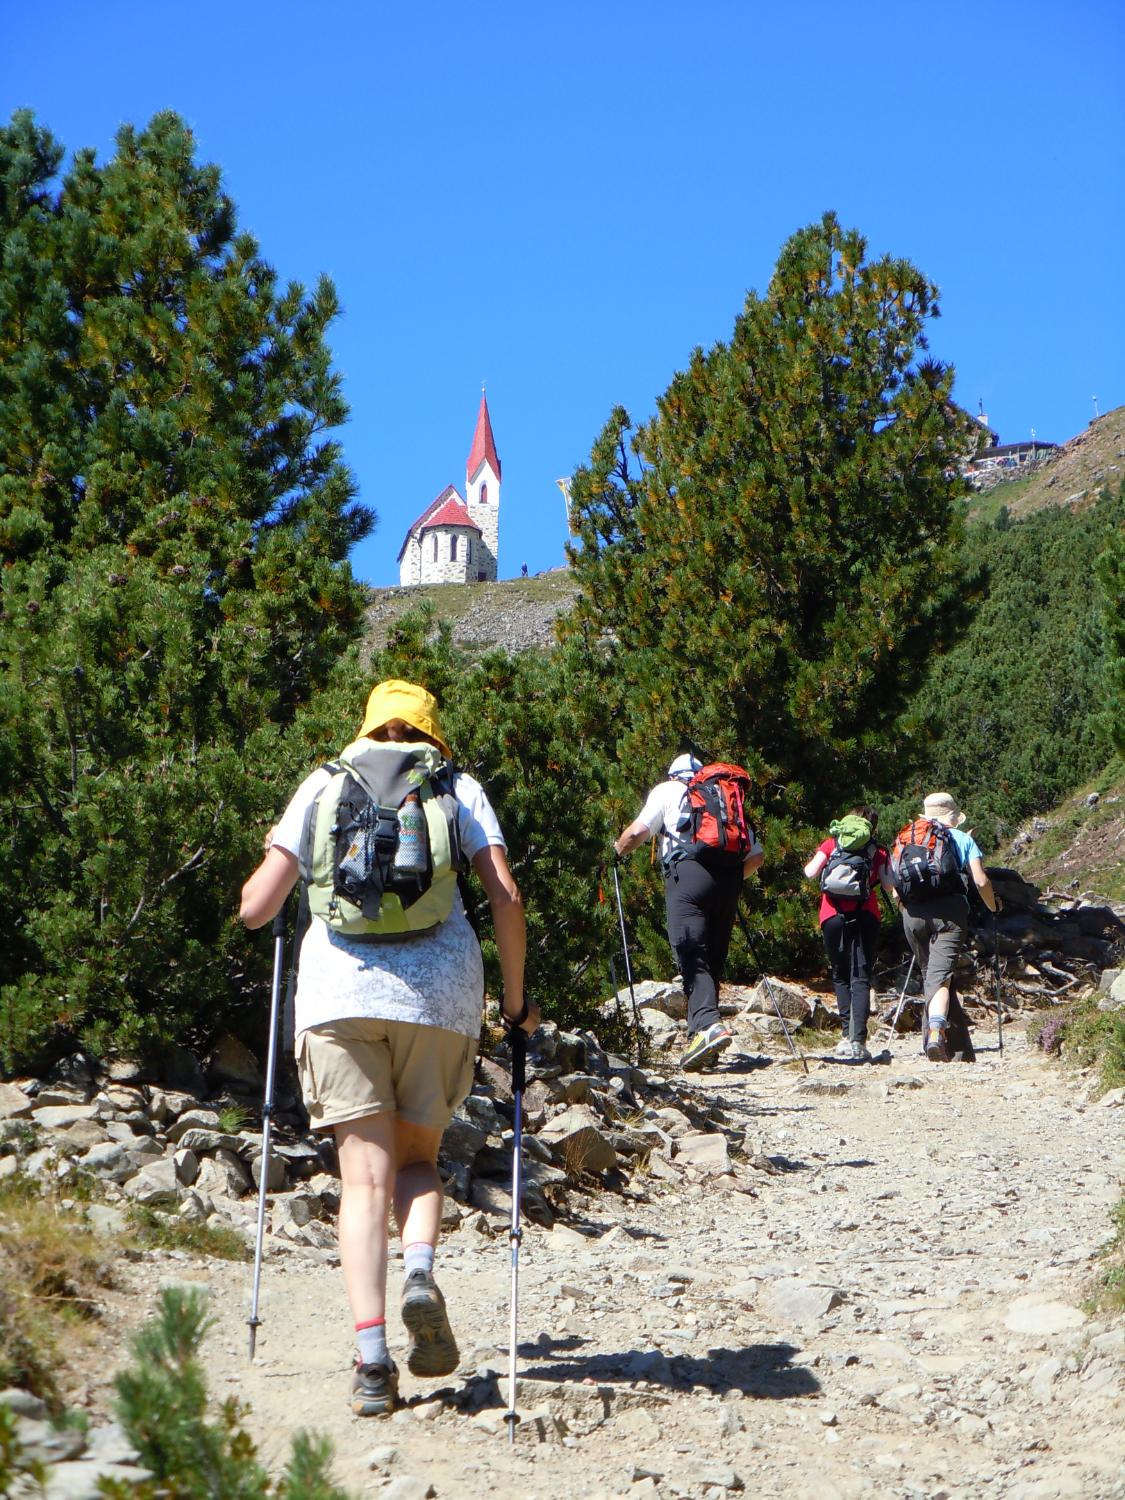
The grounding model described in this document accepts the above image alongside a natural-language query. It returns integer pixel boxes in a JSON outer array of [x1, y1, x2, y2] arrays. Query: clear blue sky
[[6, 2, 1123, 587]]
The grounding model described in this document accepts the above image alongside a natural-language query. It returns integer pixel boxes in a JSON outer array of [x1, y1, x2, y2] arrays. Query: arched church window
[[432, 534, 438, 562], [450, 535, 458, 561], [480, 483, 489, 505]]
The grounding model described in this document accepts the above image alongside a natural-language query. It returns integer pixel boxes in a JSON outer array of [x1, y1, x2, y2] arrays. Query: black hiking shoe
[[680, 1023, 734, 1073], [351, 1358, 399, 1417], [401, 1269, 460, 1378]]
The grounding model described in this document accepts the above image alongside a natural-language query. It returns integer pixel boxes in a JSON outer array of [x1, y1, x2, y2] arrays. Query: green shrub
[[108, 1286, 351, 1500]]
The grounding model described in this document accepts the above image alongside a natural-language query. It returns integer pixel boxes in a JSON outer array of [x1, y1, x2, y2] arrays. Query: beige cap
[[922, 792, 965, 828]]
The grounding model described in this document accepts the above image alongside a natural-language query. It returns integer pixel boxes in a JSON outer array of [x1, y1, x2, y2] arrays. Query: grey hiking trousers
[[903, 895, 969, 1002]]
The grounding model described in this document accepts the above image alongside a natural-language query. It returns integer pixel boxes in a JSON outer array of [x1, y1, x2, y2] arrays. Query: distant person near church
[[614, 755, 763, 1072]]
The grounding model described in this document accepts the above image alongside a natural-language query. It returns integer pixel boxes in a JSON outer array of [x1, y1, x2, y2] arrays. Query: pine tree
[[1097, 479, 1125, 757], [0, 111, 373, 1066], [564, 212, 980, 959]]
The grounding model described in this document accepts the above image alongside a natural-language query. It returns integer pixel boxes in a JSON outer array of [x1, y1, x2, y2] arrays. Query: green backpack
[[299, 739, 462, 940]]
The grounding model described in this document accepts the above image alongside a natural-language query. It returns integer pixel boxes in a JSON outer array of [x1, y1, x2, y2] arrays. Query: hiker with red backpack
[[803, 807, 896, 1062], [240, 680, 538, 1417], [614, 754, 763, 1072], [888, 791, 1000, 1062]]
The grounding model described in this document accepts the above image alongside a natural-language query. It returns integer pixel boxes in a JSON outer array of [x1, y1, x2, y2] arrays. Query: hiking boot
[[924, 1021, 950, 1063], [401, 1269, 460, 1377], [351, 1358, 399, 1417], [850, 1040, 871, 1062], [833, 1038, 853, 1060], [680, 1023, 733, 1073]]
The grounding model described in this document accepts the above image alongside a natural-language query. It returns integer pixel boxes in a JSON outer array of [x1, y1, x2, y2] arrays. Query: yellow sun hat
[[357, 679, 452, 760]]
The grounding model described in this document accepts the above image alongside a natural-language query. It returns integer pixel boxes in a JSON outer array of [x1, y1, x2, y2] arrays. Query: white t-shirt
[[635, 779, 764, 866], [271, 766, 505, 1040]]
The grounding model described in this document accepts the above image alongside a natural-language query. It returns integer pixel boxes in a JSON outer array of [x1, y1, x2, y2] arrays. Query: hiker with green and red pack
[[614, 755, 763, 1072], [803, 807, 896, 1062], [889, 792, 1000, 1062]]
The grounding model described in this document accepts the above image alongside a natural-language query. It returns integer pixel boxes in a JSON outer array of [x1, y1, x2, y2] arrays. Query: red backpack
[[890, 817, 963, 905], [673, 763, 756, 867]]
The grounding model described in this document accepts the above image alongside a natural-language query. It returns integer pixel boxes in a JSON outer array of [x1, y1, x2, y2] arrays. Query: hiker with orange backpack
[[614, 755, 763, 1072], [803, 806, 896, 1062], [888, 792, 1000, 1062]]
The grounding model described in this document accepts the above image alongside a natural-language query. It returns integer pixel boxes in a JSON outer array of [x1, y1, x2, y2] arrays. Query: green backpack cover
[[828, 814, 873, 852], [299, 739, 461, 940]]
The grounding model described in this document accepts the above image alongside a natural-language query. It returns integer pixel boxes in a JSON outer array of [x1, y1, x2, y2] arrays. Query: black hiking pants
[[664, 856, 744, 1035], [821, 910, 879, 1044]]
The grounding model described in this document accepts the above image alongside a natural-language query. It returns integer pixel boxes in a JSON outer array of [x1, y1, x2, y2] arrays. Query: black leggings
[[664, 857, 744, 1034], [821, 910, 880, 1043]]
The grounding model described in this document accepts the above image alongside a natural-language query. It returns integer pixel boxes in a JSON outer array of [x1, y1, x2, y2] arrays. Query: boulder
[[539, 1106, 619, 1175], [205, 1035, 262, 1091], [440, 1106, 488, 1169], [673, 1132, 731, 1176], [123, 1159, 180, 1207], [0, 1082, 33, 1121], [78, 1142, 137, 1184], [164, 1110, 222, 1144], [742, 978, 813, 1021], [762, 1278, 844, 1324]]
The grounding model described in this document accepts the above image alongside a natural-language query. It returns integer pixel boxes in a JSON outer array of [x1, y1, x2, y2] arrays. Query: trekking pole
[[734, 911, 809, 1076], [610, 860, 644, 1043], [1002, 906, 1008, 1062], [886, 954, 917, 1037], [248, 904, 286, 1360], [504, 1022, 527, 1446]]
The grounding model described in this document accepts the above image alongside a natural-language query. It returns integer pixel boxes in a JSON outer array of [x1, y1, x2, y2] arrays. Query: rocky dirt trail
[[137, 1022, 1124, 1500]]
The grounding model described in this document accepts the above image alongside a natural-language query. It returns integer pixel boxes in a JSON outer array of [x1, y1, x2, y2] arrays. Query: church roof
[[396, 485, 480, 562], [467, 392, 501, 482], [420, 495, 481, 533]]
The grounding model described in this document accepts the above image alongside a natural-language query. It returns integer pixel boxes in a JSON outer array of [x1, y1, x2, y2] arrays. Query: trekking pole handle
[[508, 1025, 527, 1094]]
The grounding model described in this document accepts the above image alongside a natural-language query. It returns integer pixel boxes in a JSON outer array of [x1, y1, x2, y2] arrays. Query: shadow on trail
[[520, 1340, 821, 1400]]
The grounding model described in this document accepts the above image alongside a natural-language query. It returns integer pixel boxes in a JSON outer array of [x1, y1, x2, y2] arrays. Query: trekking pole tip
[[504, 1410, 520, 1445]]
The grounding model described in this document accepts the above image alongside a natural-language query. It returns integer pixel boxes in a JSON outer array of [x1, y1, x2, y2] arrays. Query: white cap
[[667, 753, 702, 781]]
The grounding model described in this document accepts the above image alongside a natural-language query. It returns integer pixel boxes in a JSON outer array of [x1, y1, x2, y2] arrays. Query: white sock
[[355, 1319, 387, 1367], [404, 1242, 435, 1278]]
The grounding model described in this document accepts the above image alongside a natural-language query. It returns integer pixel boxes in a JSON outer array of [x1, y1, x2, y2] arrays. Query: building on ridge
[[397, 394, 501, 586]]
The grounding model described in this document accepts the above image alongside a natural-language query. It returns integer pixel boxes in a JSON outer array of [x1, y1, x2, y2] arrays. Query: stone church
[[397, 395, 501, 586]]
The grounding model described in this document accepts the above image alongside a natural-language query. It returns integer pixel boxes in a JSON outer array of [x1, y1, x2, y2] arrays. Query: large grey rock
[[742, 978, 812, 1020], [123, 1158, 180, 1206], [55, 1120, 112, 1150], [1004, 1297, 1088, 1335], [78, 1142, 137, 1184], [30, 1104, 97, 1129], [205, 1034, 262, 1091], [164, 1110, 222, 1144], [761, 1278, 844, 1324], [540, 1105, 619, 1175], [248, 1150, 287, 1192], [174, 1148, 200, 1185], [674, 1132, 731, 1175], [610, 979, 687, 1020], [197, 1151, 253, 1197], [172, 1128, 245, 1154], [0, 1086, 34, 1122]]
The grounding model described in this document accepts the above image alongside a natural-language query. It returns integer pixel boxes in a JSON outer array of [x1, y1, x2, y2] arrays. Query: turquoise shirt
[[948, 826, 983, 868]]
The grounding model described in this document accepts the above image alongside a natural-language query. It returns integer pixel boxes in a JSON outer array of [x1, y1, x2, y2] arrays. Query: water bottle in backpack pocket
[[393, 792, 428, 876]]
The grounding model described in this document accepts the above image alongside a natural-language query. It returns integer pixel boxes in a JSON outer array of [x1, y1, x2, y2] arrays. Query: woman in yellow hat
[[240, 679, 538, 1416]]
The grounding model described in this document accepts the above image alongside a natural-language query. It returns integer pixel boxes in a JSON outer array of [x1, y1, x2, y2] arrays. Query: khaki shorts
[[296, 1019, 478, 1132]]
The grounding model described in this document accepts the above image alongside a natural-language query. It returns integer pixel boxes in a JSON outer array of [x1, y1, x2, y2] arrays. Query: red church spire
[[466, 391, 501, 482]]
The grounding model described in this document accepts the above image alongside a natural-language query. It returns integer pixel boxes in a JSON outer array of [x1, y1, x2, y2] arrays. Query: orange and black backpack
[[890, 817, 963, 905], [669, 763, 756, 869]]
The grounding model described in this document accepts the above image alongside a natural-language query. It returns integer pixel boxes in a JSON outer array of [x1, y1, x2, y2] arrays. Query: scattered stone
[[1004, 1298, 1088, 1335], [761, 1279, 844, 1325], [673, 1132, 731, 1175]]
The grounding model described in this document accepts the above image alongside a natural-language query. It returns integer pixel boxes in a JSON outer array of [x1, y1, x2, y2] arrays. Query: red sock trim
[[354, 1317, 385, 1331], [403, 1241, 434, 1254]]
